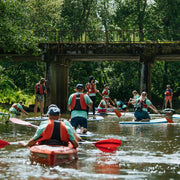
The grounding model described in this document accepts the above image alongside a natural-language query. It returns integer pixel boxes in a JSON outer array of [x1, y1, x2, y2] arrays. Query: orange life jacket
[[35, 83, 44, 94], [12, 103, 20, 112], [71, 93, 87, 111], [87, 83, 96, 93], [37, 120, 69, 146]]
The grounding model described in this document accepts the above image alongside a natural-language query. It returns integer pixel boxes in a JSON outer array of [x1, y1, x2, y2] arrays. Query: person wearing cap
[[68, 84, 93, 134], [19, 105, 79, 148], [114, 99, 127, 111], [9, 101, 28, 116], [46, 104, 82, 142], [164, 85, 173, 109], [86, 75, 99, 119], [34, 78, 47, 118], [131, 91, 158, 122]]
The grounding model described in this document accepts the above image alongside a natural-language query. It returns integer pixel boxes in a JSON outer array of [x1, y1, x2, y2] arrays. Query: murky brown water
[[0, 113, 179, 180]]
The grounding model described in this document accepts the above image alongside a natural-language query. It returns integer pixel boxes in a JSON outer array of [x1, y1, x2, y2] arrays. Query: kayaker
[[164, 84, 173, 109], [131, 91, 158, 122], [114, 99, 127, 111], [34, 78, 47, 118], [9, 101, 28, 116], [86, 75, 99, 119], [47, 104, 82, 142], [68, 84, 93, 134], [19, 106, 79, 148]]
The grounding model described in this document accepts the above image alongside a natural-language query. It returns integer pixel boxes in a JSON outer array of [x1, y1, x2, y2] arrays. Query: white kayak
[[119, 118, 168, 125]]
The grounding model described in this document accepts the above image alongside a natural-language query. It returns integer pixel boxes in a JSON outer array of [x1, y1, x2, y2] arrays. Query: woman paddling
[[131, 91, 158, 122]]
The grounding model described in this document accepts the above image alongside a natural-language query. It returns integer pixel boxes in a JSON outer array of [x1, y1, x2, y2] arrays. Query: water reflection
[[94, 153, 120, 175], [0, 114, 179, 179]]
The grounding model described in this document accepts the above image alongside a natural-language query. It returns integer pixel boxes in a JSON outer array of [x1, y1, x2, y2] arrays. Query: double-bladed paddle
[[0, 138, 121, 153], [80, 139, 122, 152], [8, 118, 122, 152]]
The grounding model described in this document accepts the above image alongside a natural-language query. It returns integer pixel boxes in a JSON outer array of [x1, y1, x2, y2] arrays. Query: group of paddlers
[[8, 76, 174, 134]]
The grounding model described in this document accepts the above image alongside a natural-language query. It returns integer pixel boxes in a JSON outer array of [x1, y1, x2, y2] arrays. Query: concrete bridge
[[1, 30, 180, 112]]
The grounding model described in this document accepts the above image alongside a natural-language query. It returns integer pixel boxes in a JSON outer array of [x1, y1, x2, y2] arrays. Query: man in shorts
[[68, 84, 93, 134]]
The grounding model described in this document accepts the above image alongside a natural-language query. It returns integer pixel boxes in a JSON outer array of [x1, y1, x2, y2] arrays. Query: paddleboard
[[25, 116, 48, 121], [87, 116, 104, 122], [119, 118, 168, 124], [163, 108, 175, 113], [76, 128, 95, 139], [172, 114, 180, 119], [0, 112, 9, 116]]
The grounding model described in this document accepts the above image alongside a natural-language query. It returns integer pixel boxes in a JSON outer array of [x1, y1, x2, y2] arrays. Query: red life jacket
[[165, 89, 171, 96], [35, 83, 44, 94], [36, 120, 69, 146], [71, 93, 87, 111], [99, 101, 106, 108], [136, 99, 148, 111], [12, 103, 20, 112], [87, 83, 96, 93], [103, 89, 108, 96]]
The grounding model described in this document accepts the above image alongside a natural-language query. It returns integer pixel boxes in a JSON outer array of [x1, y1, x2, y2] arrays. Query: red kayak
[[30, 143, 78, 166]]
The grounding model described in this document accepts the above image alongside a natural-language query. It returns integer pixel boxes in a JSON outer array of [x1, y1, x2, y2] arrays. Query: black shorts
[[71, 117, 87, 129]]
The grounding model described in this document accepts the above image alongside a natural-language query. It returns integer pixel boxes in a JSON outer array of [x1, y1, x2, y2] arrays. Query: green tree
[[0, 0, 39, 54]]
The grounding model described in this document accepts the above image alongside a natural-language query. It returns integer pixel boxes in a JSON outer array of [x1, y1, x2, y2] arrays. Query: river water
[[0, 113, 179, 180]]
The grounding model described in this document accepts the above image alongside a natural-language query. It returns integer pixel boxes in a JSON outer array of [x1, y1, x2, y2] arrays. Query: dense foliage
[[0, 0, 179, 109]]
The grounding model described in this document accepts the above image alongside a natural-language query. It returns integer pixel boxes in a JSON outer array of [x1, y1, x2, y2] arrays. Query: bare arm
[[21, 108, 28, 115], [19, 138, 36, 147], [71, 139, 79, 148]]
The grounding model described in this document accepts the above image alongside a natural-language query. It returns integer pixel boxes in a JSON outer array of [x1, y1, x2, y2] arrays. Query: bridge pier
[[45, 56, 71, 113], [140, 43, 155, 99], [140, 61, 152, 99]]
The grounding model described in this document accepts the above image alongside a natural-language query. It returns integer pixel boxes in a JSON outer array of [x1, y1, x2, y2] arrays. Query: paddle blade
[[10, 118, 38, 128], [165, 117, 174, 123], [114, 109, 121, 118], [10, 118, 32, 126], [94, 139, 122, 153], [0, 139, 10, 148]]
